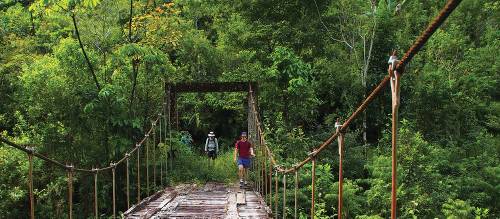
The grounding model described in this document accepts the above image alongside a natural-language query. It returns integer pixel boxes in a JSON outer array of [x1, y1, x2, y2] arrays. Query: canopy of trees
[[0, 0, 498, 218]]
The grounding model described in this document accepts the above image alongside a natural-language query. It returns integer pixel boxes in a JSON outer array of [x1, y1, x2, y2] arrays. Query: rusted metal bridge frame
[[165, 81, 258, 129], [249, 1, 463, 219]]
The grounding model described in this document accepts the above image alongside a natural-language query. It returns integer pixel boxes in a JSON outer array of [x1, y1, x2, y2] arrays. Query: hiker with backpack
[[234, 132, 254, 188], [204, 131, 219, 160]]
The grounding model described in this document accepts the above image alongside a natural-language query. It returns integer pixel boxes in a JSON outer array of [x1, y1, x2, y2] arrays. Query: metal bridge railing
[[0, 105, 172, 219], [248, 1, 462, 218]]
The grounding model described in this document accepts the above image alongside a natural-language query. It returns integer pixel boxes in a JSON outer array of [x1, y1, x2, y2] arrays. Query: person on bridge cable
[[205, 131, 219, 161], [234, 132, 254, 188]]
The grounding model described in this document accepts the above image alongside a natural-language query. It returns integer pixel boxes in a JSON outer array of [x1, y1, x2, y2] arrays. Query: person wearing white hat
[[205, 131, 219, 160]]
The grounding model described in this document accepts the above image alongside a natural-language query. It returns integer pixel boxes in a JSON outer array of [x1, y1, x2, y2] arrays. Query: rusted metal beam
[[167, 82, 257, 93]]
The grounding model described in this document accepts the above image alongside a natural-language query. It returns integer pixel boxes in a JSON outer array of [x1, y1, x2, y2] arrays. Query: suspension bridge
[[0, 0, 462, 218]]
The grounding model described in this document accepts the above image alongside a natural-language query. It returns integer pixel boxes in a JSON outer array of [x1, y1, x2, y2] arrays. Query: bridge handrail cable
[[252, 0, 461, 174], [250, 1, 462, 218], [0, 116, 160, 172]]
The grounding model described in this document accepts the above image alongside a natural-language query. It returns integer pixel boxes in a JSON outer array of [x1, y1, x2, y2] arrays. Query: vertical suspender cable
[[28, 154, 35, 219], [258, 130, 263, 194], [93, 169, 98, 219], [159, 114, 163, 187], [111, 163, 116, 219], [283, 174, 286, 219], [275, 171, 278, 219], [126, 154, 130, 209], [294, 170, 298, 219], [137, 144, 141, 203], [168, 90, 173, 173], [338, 133, 345, 219], [164, 102, 168, 178], [153, 122, 156, 190], [261, 145, 265, 196], [67, 166, 73, 219], [264, 146, 268, 199], [269, 161, 273, 212], [146, 134, 150, 195], [28, 153, 34, 219], [311, 158, 316, 219]]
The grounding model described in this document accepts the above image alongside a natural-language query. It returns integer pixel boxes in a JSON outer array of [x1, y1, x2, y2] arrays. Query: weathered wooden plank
[[125, 182, 269, 218], [236, 191, 246, 206]]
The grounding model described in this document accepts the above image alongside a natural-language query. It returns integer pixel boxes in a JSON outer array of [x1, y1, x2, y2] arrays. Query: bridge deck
[[124, 182, 269, 218]]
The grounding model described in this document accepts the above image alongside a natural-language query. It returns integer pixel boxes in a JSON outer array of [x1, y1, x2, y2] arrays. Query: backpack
[[207, 138, 216, 151]]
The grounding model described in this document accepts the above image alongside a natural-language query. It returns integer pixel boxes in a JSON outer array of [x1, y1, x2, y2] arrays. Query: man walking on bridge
[[234, 132, 254, 188]]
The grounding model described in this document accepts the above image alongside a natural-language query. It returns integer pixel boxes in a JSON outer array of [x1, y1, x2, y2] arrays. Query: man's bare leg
[[243, 167, 248, 185], [238, 165, 244, 182]]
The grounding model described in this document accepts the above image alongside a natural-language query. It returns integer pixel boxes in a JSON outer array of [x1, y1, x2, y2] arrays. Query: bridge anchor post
[[389, 51, 401, 219], [335, 119, 345, 219]]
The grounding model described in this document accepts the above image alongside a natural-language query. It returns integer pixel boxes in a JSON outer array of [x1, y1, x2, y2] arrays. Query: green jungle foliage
[[0, 0, 498, 218]]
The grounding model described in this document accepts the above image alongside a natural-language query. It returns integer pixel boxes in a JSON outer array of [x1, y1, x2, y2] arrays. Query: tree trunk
[[29, 10, 36, 35], [128, 0, 133, 42], [129, 59, 139, 114]]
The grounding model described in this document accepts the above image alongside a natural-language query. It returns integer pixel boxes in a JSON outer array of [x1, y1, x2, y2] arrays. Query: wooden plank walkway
[[124, 182, 269, 219]]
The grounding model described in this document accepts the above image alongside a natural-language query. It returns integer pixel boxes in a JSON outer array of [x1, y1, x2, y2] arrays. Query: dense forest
[[0, 0, 498, 218]]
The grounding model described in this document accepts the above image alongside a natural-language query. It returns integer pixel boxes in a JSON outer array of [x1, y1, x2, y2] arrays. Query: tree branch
[[313, 0, 353, 49], [71, 13, 101, 91]]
